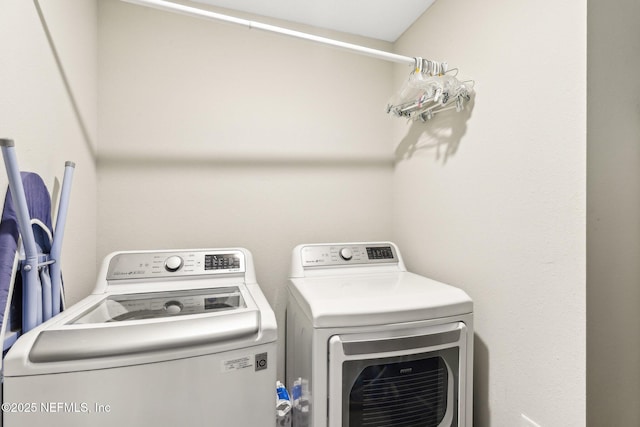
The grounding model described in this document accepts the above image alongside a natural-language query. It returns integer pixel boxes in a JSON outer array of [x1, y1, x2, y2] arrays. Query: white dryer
[[286, 242, 473, 427], [3, 248, 277, 427]]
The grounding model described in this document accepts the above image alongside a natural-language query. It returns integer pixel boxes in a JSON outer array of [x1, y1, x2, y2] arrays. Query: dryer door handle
[[341, 328, 462, 356]]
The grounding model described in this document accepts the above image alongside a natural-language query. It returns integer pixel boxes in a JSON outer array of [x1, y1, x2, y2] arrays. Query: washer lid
[[288, 272, 472, 328], [3, 282, 277, 376], [72, 286, 246, 324], [26, 286, 259, 364]]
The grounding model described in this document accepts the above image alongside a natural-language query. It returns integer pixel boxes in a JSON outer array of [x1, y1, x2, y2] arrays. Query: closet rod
[[121, 0, 416, 66]]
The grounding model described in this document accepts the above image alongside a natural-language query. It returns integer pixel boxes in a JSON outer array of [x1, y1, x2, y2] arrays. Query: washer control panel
[[301, 244, 397, 267], [107, 250, 245, 280]]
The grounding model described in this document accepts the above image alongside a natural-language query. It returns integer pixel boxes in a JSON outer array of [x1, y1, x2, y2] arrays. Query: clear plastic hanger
[[386, 58, 474, 122]]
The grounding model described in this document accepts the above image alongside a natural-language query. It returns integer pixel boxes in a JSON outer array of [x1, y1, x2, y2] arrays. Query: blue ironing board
[[0, 139, 74, 355], [0, 173, 53, 351]]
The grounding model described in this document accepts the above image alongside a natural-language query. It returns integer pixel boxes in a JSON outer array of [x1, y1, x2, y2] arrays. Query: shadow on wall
[[33, 0, 97, 161], [474, 334, 491, 427], [394, 96, 475, 164], [96, 153, 395, 170]]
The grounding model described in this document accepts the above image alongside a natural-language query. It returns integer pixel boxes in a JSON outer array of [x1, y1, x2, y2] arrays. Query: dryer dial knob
[[339, 248, 353, 261], [164, 256, 184, 272]]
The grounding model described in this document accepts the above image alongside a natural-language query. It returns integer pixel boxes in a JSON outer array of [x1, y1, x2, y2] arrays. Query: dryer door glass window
[[343, 349, 458, 427]]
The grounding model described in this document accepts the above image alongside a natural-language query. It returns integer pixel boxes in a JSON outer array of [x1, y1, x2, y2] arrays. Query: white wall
[[0, 0, 98, 304], [97, 0, 396, 375], [392, 1, 586, 426], [587, 0, 640, 424]]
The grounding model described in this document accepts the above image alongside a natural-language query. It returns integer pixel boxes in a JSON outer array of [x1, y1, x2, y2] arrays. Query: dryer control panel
[[301, 244, 398, 267], [107, 249, 246, 280]]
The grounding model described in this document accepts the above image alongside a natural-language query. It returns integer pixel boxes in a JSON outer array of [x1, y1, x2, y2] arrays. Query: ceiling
[[188, 0, 436, 42]]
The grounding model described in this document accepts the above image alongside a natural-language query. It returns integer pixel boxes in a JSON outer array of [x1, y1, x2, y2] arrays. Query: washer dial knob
[[164, 256, 184, 272], [339, 247, 353, 261]]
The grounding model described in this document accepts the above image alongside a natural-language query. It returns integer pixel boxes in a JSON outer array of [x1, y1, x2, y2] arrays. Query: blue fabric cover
[[0, 172, 52, 332]]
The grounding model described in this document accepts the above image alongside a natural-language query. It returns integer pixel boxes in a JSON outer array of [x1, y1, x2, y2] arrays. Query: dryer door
[[328, 322, 468, 427]]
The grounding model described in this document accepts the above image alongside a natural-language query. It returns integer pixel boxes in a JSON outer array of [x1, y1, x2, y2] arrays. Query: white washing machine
[[286, 242, 473, 427], [2, 248, 277, 427]]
